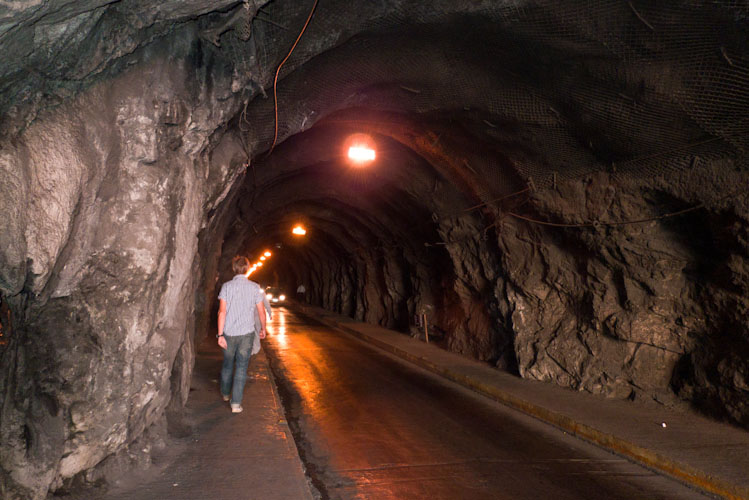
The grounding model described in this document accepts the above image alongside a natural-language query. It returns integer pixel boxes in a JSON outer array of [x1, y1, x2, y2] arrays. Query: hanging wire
[[503, 189, 747, 229], [425, 183, 747, 247], [464, 187, 531, 213], [267, 0, 320, 156]]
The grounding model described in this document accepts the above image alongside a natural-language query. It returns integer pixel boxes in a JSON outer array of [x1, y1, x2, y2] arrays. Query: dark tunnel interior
[[0, 1, 747, 497]]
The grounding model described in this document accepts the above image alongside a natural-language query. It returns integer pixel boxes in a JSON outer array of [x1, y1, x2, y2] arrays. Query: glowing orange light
[[264, 251, 272, 257], [292, 225, 307, 236], [344, 133, 376, 166], [260, 256, 266, 261], [348, 145, 376, 163]]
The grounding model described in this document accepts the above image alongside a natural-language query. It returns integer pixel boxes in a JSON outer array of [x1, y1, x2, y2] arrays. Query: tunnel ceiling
[[1, 1, 749, 498], [4, 0, 746, 270]]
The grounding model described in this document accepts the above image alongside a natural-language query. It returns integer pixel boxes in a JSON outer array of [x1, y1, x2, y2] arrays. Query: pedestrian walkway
[[102, 338, 314, 500], [298, 304, 749, 500]]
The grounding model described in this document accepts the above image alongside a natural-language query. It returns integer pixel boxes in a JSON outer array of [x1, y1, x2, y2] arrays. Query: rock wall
[[0, 32, 248, 498], [290, 166, 748, 429], [498, 169, 749, 424]]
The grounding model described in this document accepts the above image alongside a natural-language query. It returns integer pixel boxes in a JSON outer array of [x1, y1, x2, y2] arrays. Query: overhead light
[[345, 133, 376, 165], [348, 146, 376, 163], [264, 251, 272, 257], [292, 225, 307, 236], [257, 262, 263, 267], [260, 256, 266, 261]]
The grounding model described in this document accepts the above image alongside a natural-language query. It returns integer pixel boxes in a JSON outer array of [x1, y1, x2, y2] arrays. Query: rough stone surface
[[493, 171, 749, 415], [1, 1, 748, 497], [0, 26, 249, 499]]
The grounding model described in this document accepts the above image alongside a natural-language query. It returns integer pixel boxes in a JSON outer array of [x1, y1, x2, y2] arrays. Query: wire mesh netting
[[219, 0, 747, 210]]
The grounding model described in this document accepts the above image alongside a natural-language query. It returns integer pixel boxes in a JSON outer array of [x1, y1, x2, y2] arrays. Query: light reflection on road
[[266, 308, 326, 415], [269, 306, 288, 346], [263, 308, 707, 500]]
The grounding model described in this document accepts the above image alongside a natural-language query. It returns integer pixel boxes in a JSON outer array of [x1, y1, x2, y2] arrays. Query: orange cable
[[268, 0, 319, 156]]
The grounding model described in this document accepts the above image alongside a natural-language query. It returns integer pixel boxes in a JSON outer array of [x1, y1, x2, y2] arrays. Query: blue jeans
[[220, 332, 255, 404]]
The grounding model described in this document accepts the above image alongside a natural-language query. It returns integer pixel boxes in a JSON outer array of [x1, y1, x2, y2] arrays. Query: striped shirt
[[218, 275, 264, 337]]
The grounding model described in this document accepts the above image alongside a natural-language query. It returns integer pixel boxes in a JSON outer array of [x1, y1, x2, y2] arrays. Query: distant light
[[348, 146, 376, 163], [279, 294, 286, 301], [292, 225, 307, 236], [257, 262, 263, 267], [260, 256, 266, 261], [264, 251, 272, 257]]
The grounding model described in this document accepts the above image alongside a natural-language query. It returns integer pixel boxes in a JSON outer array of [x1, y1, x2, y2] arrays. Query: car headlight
[[266, 293, 272, 300], [279, 294, 286, 301]]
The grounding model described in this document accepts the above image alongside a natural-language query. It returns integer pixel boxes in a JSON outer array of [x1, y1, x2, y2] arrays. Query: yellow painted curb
[[308, 311, 748, 500]]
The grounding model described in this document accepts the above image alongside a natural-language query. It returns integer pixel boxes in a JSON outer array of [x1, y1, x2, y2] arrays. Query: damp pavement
[[99, 303, 748, 500], [264, 309, 710, 499], [99, 338, 314, 500], [297, 303, 749, 500]]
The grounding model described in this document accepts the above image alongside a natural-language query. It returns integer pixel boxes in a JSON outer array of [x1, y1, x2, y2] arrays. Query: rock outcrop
[[0, 28, 250, 498], [499, 170, 749, 420]]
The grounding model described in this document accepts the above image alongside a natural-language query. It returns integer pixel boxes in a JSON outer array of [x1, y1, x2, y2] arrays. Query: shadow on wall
[[671, 328, 749, 428], [667, 211, 749, 428], [661, 208, 749, 429], [0, 293, 10, 348]]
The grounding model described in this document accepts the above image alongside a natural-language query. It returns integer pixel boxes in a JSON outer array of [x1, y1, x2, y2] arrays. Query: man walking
[[217, 256, 267, 413]]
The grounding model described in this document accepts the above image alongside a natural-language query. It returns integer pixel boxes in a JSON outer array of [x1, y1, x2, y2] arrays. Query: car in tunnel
[[265, 287, 286, 306]]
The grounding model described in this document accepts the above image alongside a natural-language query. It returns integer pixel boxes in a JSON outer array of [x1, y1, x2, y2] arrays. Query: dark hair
[[232, 256, 250, 274]]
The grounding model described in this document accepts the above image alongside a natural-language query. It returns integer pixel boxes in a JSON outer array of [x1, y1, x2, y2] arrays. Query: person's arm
[[256, 301, 267, 339], [217, 299, 227, 349]]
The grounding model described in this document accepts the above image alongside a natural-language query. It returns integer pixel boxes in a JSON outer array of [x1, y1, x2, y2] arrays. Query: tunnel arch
[[1, 2, 748, 497]]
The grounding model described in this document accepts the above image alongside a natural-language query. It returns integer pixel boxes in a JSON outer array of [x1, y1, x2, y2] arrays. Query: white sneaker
[[231, 403, 243, 413]]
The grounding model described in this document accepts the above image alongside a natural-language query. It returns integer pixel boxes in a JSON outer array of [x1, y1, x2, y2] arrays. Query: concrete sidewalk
[[102, 338, 315, 500], [298, 304, 749, 500]]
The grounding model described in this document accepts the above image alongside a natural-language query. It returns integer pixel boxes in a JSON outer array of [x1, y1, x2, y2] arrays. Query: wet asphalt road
[[263, 308, 709, 500]]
